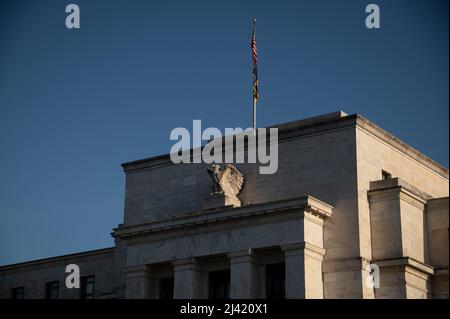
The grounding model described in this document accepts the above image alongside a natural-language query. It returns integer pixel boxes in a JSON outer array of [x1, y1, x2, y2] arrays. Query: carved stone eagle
[[207, 164, 244, 198]]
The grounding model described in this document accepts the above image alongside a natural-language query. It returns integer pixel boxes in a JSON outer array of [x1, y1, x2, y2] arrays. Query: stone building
[[0, 112, 448, 299]]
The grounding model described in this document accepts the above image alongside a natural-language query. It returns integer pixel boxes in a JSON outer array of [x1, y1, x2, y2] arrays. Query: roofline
[[355, 114, 448, 178], [0, 247, 115, 271], [120, 111, 448, 179], [120, 111, 352, 170]]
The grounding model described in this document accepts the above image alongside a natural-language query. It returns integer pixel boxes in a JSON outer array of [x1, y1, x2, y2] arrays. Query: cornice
[[373, 257, 434, 276], [112, 195, 333, 240]]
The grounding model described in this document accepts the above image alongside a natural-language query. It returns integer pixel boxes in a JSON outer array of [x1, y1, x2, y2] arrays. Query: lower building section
[[120, 196, 332, 299], [0, 192, 447, 299], [124, 243, 326, 299], [0, 247, 124, 299]]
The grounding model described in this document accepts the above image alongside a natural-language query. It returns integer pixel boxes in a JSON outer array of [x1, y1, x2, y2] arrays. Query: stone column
[[173, 258, 208, 299], [125, 265, 159, 299], [282, 242, 325, 299], [229, 249, 263, 299]]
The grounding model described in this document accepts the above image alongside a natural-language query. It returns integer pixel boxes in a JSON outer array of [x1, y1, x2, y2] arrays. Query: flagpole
[[252, 18, 257, 136], [253, 97, 256, 136]]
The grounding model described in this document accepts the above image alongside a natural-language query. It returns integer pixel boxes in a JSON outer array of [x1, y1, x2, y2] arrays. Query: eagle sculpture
[[207, 164, 244, 198]]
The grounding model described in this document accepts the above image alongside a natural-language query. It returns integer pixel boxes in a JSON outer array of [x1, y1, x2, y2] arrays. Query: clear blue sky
[[0, 0, 448, 265]]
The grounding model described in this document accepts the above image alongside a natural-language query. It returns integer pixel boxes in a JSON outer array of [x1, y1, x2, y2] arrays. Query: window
[[45, 281, 59, 299], [209, 270, 230, 299], [159, 277, 174, 299], [382, 170, 391, 180], [80, 276, 95, 299], [11, 287, 25, 299], [266, 263, 285, 299]]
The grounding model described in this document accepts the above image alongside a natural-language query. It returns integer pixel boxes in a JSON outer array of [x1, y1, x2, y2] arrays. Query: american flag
[[251, 19, 259, 103]]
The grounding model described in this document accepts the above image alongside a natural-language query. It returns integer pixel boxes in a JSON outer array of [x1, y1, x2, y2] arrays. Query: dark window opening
[[11, 287, 24, 299], [382, 170, 392, 180], [266, 263, 285, 299], [160, 277, 174, 299], [80, 276, 95, 299], [209, 270, 230, 299], [45, 281, 59, 299]]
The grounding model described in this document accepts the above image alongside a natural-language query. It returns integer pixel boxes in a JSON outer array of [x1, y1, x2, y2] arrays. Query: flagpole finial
[[253, 17, 256, 23]]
